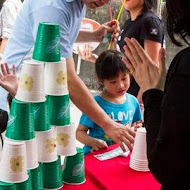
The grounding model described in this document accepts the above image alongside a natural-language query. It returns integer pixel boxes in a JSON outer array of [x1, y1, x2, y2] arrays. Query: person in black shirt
[[123, 0, 190, 189], [117, 0, 163, 103], [78, 0, 163, 105]]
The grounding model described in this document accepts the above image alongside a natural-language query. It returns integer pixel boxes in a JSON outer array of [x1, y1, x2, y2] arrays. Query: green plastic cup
[[42, 156, 63, 189], [31, 101, 51, 131], [0, 181, 16, 190], [47, 95, 70, 126], [15, 170, 32, 190], [62, 147, 85, 184], [33, 22, 61, 62], [5, 99, 35, 140], [30, 163, 43, 190]]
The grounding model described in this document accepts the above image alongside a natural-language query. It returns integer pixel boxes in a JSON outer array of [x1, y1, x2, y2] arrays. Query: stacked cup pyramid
[[0, 22, 81, 188]]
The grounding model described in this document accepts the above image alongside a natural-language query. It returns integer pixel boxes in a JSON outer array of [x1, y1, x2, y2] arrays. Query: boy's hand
[[131, 121, 143, 132], [90, 139, 108, 152]]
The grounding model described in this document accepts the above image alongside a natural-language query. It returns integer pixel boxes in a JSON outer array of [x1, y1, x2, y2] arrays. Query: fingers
[[122, 55, 135, 73], [124, 38, 142, 68], [0, 63, 7, 75], [119, 136, 133, 151], [12, 64, 16, 75], [0, 63, 13, 76], [77, 46, 83, 57], [5, 63, 10, 74]]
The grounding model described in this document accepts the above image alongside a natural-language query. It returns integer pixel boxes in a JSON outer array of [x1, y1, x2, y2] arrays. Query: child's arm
[[0, 63, 18, 97], [76, 124, 108, 152]]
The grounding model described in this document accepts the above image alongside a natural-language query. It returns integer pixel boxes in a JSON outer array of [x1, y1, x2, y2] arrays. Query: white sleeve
[[1, 3, 16, 39]]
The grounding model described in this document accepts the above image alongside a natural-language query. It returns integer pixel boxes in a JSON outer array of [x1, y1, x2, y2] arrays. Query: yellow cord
[[108, 0, 126, 50]]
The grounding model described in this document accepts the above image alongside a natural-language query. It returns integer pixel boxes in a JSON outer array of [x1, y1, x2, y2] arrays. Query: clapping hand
[[123, 37, 167, 92], [0, 63, 18, 97]]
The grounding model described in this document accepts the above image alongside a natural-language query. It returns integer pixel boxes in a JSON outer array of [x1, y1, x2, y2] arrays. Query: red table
[[62, 144, 160, 190]]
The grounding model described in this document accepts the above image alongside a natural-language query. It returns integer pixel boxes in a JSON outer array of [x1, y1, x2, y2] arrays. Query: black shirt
[[143, 47, 190, 189], [117, 10, 163, 96]]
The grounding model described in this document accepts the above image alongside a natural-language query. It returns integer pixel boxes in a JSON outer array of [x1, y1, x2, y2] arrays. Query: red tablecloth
[[62, 144, 160, 190]]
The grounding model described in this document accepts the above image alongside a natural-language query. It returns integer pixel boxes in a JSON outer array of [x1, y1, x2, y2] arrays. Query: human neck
[[101, 91, 126, 104], [130, 7, 143, 21]]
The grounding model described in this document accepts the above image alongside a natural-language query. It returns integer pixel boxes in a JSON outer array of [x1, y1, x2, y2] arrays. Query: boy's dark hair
[[95, 50, 129, 82], [166, 0, 190, 46]]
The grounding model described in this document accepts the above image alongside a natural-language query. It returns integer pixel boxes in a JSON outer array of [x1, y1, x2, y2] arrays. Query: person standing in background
[[0, 0, 22, 60], [0, 0, 22, 154], [79, 0, 163, 105]]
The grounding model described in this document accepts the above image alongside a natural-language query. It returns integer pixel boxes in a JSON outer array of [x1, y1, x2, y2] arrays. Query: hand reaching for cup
[[0, 63, 18, 97]]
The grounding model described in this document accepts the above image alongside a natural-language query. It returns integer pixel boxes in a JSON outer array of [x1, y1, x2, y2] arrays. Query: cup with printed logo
[[42, 156, 63, 189], [15, 170, 32, 190], [30, 163, 43, 190], [33, 22, 61, 62], [62, 147, 85, 184], [15, 60, 45, 102], [47, 94, 70, 126], [45, 58, 68, 95], [35, 127, 57, 163], [5, 99, 35, 141], [31, 100, 51, 132], [0, 139, 28, 183], [56, 123, 77, 156], [25, 138, 38, 169], [0, 181, 16, 190]]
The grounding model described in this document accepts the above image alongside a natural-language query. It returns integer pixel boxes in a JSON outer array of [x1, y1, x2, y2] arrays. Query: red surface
[[62, 144, 160, 190]]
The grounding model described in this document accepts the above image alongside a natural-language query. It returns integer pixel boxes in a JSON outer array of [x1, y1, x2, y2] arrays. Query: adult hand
[[77, 44, 98, 63], [103, 121, 136, 152], [93, 20, 119, 42], [0, 63, 18, 97], [123, 37, 167, 92]]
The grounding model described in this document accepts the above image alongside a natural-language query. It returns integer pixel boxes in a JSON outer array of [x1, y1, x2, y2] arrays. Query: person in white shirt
[[0, 0, 22, 60]]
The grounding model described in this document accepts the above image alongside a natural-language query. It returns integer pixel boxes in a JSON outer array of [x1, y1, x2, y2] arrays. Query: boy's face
[[103, 71, 130, 97], [83, 0, 110, 8]]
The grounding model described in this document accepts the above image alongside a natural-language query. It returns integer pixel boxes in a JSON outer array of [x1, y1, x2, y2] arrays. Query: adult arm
[[76, 21, 118, 43], [0, 38, 8, 56]]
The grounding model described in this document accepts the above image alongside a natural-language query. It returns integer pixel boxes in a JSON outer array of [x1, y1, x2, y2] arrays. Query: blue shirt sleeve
[[132, 103, 143, 123], [79, 113, 94, 129]]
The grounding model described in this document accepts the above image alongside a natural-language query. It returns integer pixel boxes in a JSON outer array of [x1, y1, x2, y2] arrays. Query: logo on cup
[[57, 104, 69, 119]]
